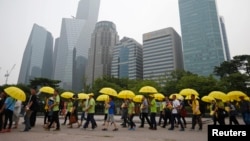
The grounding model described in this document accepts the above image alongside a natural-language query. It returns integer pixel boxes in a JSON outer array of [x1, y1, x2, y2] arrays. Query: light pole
[[4, 64, 16, 84]]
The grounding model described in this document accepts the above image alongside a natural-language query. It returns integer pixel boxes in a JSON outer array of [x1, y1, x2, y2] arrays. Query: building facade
[[143, 27, 183, 85], [53, 18, 85, 90], [178, 0, 228, 76], [18, 24, 53, 84], [85, 21, 119, 85], [53, 0, 100, 91], [111, 37, 143, 80]]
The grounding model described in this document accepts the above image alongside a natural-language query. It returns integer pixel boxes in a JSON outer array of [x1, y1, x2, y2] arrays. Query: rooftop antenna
[[5, 64, 16, 84]]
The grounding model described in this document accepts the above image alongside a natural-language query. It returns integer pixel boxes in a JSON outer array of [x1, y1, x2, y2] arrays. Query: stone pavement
[[0, 115, 245, 141]]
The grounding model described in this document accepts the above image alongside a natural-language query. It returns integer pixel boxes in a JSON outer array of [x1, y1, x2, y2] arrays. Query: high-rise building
[[143, 27, 183, 85], [53, 18, 85, 90], [178, 0, 228, 76], [220, 16, 231, 61], [53, 0, 100, 91], [85, 21, 119, 85], [18, 24, 53, 84], [111, 37, 143, 80]]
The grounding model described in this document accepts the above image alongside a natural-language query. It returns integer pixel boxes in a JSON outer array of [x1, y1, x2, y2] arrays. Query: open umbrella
[[179, 88, 199, 96], [99, 87, 118, 97], [78, 93, 89, 100], [169, 93, 184, 100], [4, 86, 26, 102], [208, 91, 228, 102], [61, 92, 74, 99], [227, 91, 248, 101], [150, 93, 165, 101], [96, 94, 109, 102], [185, 95, 199, 100], [133, 95, 144, 103], [139, 86, 158, 94], [39, 86, 54, 95], [201, 95, 215, 103], [117, 90, 135, 99]]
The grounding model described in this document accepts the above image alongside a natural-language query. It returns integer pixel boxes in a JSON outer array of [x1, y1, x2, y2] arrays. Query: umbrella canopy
[[208, 91, 228, 102], [227, 91, 248, 101], [117, 90, 135, 99], [185, 95, 199, 100], [169, 93, 184, 100], [139, 86, 158, 94], [61, 92, 74, 99], [96, 94, 109, 102], [133, 95, 144, 103], [150, 93, 165, 101], [201, 96, 215, 103], [39, 86, 55, 95], [99, 87, 118, 97], [179, 88, 199, 96], [4, 86, 26, 102], [78, 93, 89, 100]]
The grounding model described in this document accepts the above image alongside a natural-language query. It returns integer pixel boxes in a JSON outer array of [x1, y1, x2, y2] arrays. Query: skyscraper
[[53, 18, 85, 90], [18, 24, 53, 84], [220, 16, 231, 61], [143, 27, 183, 85], [85, 21, 119, 85], [111, 37, 143, 80], [53, 0, 100, 91], [178, 0, 228, 76]]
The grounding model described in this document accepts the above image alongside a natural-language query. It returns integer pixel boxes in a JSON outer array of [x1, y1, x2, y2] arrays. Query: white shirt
[[172, 99, 180, 114]]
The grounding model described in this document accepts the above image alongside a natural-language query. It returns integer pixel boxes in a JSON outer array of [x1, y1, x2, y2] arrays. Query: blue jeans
[[24, 110, 33, 131]]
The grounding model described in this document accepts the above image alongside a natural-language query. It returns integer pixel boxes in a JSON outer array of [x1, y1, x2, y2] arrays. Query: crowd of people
[[0, 88, 250, 134]]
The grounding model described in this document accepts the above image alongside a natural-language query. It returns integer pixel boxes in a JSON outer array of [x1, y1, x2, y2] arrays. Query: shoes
[[53, 128, 60, 131], [61, 123, 65, 125], [128, 128, 135, 131], [0, 130, 5, 133], [139, 126, 144, 128], [44, 127, 50, 131], [113, 128, 118, 131], [161, 126, 165, 128], [180, 128, 185, 131], [102, 128, 107, 131], [22, 129, 29, 132], [189, 128, 195, 131], [168, 128, 174, 130]]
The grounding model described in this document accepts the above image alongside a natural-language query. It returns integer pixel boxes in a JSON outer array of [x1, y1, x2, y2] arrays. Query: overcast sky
[[0, 0, 249, 85]]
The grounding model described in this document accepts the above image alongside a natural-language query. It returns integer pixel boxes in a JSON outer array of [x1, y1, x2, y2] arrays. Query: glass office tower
[[111, 37, 143, 80], [143, 27, 183, 85], [18, 24, 53, 84], [178, 0, 227, 76]]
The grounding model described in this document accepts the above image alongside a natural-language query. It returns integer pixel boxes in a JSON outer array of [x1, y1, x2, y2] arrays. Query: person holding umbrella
[[0, 91, 16, 132], [0, 91, 7, 133]]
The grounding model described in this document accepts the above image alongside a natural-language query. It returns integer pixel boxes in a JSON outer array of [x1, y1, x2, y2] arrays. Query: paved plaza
[[0, 115, 245, 141]]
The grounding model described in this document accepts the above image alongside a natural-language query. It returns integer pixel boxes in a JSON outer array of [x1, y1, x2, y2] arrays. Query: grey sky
[[0, 0, 249, 85]]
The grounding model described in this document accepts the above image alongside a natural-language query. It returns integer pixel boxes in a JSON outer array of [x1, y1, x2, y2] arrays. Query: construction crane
[[4, 64, 16, 84]]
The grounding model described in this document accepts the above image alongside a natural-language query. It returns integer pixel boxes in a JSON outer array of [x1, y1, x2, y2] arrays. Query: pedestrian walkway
[[0, 115, 245, 141]]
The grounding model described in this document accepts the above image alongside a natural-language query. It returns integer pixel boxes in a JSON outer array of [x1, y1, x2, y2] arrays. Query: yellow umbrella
[[39, 86, 54, 95], [201, 95, 215, 103], [61, 92, 74, 99], [4, 86, 26, 102], [78, 93, 89, 100], [99, 87, 118, 97], [96, 94, 109, 101], [227, 91, 248, 101], [208, 91, 228, 102], [179, 88, 199, 96], [185, 95, 199, 100], [133, 95, 144, 103], [139, 86, 158, 94], [150, 93, 165, 101], [117, 90, 135, 99], [169, 93, 184, 100]]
